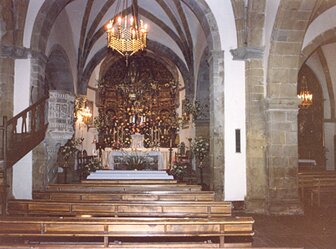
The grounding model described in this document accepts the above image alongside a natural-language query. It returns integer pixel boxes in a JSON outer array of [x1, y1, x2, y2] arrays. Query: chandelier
[[297, 76, 313, 108], [105, 0, 148, 57]]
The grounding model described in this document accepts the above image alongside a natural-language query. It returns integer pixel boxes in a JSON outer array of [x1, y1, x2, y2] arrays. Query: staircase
[[0, 96, 48, 215]]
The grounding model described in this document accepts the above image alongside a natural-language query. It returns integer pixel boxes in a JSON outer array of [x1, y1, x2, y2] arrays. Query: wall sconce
[[78, 106, 92, 130]]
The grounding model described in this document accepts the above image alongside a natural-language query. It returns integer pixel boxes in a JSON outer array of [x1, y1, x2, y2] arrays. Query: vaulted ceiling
[[46, 0, 210, 95]]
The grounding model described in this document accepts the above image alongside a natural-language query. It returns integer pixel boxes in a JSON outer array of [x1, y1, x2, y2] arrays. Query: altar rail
[[33, 191, 215, 202], [8, 200, 232, 217], [0, 216, 254, 248]]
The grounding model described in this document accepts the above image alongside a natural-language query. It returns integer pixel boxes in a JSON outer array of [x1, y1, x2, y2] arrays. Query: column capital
[[0, 45, 48, 62], [230, 47, 264, 61]]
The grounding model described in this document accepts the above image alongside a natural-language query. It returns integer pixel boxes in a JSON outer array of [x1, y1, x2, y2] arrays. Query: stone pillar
[[33, 91, 74, 190], [266, 98, 303, 215], [208, 50, 225, 200], [30, 53, 48, 103], [0, 56, 15, 199], [244, 59, 268, 214], [0, 57, 14, 119]]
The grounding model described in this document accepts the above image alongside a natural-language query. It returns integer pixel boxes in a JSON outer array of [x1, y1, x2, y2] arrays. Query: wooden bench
[[46, 183, 202, 192], [8, 199, 232, 217], [298, 171, 336, 200], [310, 177, 336, 207], [33, 190, 216, 202], [0, 216, 254, 248]]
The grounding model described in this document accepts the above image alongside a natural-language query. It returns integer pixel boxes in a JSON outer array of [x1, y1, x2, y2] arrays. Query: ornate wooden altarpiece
[[96, 56, 179, 149]]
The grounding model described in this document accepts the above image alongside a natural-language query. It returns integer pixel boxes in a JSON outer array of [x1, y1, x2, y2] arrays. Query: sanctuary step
[[87, 170, 174, 180]]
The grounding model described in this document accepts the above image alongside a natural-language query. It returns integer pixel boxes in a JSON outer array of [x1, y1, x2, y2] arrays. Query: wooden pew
[[33, 190, 216, 202], [310, 177, 336, 207], [298, 171, 336, 200], [0, 216, 254, 248], [8, 199, 232, 217], [46, 183, 202, 192]]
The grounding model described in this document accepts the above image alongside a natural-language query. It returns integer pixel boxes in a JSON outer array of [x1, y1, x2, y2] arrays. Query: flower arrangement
[[58, 137, 84, 163], [170, 162, 188, 178], [83, 158, 103, 177], [191, 137, 209, 164], [121, 150, 155, 170]]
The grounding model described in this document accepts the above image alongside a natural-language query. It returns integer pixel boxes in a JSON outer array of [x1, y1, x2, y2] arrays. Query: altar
[[102, 148, 176, 170], [87, 170, 174, 180]]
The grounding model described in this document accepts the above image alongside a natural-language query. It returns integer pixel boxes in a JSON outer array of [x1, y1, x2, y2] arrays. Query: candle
[[151, 127, 154, 142]]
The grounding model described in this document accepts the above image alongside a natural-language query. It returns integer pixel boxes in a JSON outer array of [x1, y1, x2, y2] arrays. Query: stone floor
[[248, 203, 336, 249]]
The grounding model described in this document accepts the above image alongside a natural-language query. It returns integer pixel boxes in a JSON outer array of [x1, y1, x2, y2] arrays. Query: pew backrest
[[33, 190, 216, 202], [46, 183, 201, 192], [8, 200, 232, 217]]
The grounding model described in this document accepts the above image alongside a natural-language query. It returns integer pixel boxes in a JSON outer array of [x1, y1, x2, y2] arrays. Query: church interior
[[1, 0, 336, 248]]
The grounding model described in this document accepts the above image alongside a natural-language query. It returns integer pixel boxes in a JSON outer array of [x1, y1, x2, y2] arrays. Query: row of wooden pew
[[298, 170, 336, 206], [0, 179, 255, 248]]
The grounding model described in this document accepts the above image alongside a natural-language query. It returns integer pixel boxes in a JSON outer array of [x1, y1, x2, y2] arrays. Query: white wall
[[12, 59, 32, 199], [207, 0, 246, 200]]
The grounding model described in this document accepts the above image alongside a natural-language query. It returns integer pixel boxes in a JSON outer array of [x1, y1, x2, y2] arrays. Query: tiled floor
[[249, 204, 336, 249]]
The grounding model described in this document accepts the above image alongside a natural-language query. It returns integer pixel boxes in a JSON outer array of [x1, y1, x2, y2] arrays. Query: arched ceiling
[[47, 0, 210, 94]]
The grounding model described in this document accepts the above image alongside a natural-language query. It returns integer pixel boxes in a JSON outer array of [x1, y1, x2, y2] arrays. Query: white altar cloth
[[102, 148, 177, 170], [87, 170, 174, 180]]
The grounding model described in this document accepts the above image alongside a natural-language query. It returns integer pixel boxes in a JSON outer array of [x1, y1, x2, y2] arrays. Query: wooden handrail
[[6, 97, 47, 125], [3, 96, 48, 167]]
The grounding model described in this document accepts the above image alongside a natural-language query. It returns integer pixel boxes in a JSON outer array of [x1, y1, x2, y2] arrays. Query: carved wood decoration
[[97, 56, 179, 148], [298, 66, 324, 168]]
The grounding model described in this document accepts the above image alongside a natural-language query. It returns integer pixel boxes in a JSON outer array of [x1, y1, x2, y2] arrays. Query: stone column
[[33, 91, 74, 190], [30, 52, 48, 102], [266, 98, 303, 215], [208, 50, 225, 200], [0, 56, 14, 198], [245, 58, 268, 214]]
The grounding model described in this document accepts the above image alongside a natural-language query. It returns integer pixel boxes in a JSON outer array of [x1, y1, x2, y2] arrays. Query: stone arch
[[264, 0, 317, 214], [300, 27, 336, 67], [181, 0, 221, 51], [45, 44, 74, 93], [30, 0, 72, 53]]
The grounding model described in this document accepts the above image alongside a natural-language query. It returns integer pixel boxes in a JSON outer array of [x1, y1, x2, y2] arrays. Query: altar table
[[102, 148, 176, 170], [87, 170, 174, 180]]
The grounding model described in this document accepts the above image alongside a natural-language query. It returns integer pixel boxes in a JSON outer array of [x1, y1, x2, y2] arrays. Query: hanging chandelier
[[297, 76, 313, 108], [105, 0, 148, 57]]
